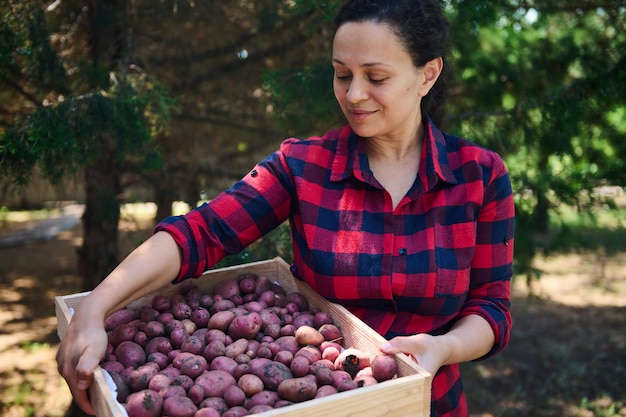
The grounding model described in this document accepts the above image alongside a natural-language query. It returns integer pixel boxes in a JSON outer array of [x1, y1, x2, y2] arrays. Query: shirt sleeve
[[458, 152, 515, 359], [153, 141, 296, 283]]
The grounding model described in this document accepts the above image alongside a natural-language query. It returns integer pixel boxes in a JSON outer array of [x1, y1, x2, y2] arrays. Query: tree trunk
[[77, 151, 121, 291]]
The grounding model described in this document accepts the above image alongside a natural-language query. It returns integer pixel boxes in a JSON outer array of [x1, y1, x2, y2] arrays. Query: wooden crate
[[55, 257, 432, 417]]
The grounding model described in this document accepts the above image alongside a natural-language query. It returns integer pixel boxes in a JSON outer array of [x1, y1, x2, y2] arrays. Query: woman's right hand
[[56, 307, 108, 415]]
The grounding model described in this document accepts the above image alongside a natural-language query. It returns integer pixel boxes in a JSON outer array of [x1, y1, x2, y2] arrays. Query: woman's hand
[[56, 309, 108, 415], [379, 333, 449, 376], [379, 315, 496, 377]]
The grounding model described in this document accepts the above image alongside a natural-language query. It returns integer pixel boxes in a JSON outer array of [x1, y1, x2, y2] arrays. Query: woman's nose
[[346, 78, 368, 103]]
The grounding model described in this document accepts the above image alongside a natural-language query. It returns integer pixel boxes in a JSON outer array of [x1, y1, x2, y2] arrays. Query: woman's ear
[[418, 57, 443, 97]]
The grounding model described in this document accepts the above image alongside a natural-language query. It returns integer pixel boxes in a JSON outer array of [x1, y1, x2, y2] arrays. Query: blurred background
[[0, 1, 624, 416]]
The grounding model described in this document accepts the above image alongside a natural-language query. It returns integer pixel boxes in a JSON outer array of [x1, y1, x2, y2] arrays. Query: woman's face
[[332, 21, 434, 142]]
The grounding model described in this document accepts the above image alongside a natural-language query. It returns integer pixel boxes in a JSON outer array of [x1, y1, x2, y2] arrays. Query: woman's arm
[[56, 231, 181, 414]]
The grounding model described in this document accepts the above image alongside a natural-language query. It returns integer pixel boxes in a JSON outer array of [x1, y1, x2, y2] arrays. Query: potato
[[334, 347, 371, 378], [198, 397, 228, 415], [295, 346, 322, 364], [289, 355, 310, 377], [314, 384, 338, 398], [314, 365, 334, 386], [194, 408, 221, 417], [105, 308, 139, 332], [147, 373, 171, 392], [223, 406, 250, 417], [318, 324, 343, 342], [162, 395, 197, 417], [238, 273, 257, 294], [295, 325, 324, 346], [227, 312, 262, 340], [237, 374, 264, 397], [144, 321, 165, 338], [255, 361, 293, 391], [274, 335, 299, 355], [313, 311, 334, 328], [188, 384, 205, 406], [245, 390, 279, 409], [285, 292, 309, 312], [207, 310, 236, 332], [371, 354, 398, 382], [125, 389, 162, 417], [109, 323, 137, 347], [210, 356, 238, 375], [109, 371, 131, 403], [114, 341, 146, 369], [354, 374, 378, 387], [225, 338, 248, 359], [321, 345, 340, 362], [195, 370, 236, 398], [214, 278, 241, 300], [179, 355, 208, 379], [273, 350, 293, 367], [171, 302, 192, 320], [277, 377, 317, 403], [158, 385, 186, 400], [331, 370, 356, 391], [223, 385, 246, 407], [151, 295, 172, 312], [128, 364, 159, 391], [190, 307, 210, 328]]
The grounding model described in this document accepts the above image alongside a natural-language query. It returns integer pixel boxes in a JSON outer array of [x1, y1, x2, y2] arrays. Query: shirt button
[[250, 169, 258, 177], [398, 248, 407, 256]]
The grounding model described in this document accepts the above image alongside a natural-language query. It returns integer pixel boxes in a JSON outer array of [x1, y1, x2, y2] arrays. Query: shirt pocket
[[434, 222, 476, 296]]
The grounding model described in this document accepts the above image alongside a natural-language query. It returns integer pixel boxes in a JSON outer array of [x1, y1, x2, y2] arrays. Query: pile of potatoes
[[100, 273, 398, 417]]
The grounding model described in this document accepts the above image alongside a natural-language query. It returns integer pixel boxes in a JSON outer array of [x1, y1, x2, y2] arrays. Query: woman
[[57, 1, 514, 416]]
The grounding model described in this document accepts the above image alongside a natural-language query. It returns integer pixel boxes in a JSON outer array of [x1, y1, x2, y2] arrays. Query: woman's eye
[[369, 77, 387, 84], [335, 74, 351, 81]]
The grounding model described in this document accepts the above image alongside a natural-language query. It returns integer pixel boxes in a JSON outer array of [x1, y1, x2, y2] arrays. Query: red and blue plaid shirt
[[155, 120, 515, 417]]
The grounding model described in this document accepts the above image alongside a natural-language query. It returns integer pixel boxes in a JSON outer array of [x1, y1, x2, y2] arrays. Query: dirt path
[[0, 223, 624, 417]]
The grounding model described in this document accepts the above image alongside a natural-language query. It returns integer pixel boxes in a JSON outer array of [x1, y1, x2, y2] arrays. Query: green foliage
[[1, 74, 175, 185]]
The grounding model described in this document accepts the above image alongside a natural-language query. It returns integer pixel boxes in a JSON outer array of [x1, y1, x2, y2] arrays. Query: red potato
[[223, 406, 250, 417], [163, 395, 198, 417], [145, 336, 174, 356], [171, 302, 192, 320], [253, 275, 274, 295], [148, 373, 171, 392], [225, 338, 248, 358], [172, 352, 196, 369], [152, 295, 172, 313], [190, 308, 210, 328], [331, 370, 357, 392], [205, 329, 227, 344], [108, 371, 131, 403], [109, 323, 137, 347], [274, 336, 299, 355], [172, 375, 194, 392], [203, 340, 226, 362], [354, 374, 379, 387], [277, 377, 317, 403], [210, 356, 238, 375], [195, 370, 236, 398], [140, 308, 161, 323], [256, 361, 293, 391], [114, 341, 146, 369], [214, 278, 241, 300], [105, 308, 138, 332], [313, 311, 334, 328], [295, 346, 322, 364], [314, 384, 338, 398], [194, 408, 221, 417], [128, 364, 159, 391], [181, 335, 205, 355], [245, 390, 279, 409], [285, 292, 309, 312], [321, 345, 340, 362], [159, 366, 180, 380], [314, 365, 334, 386], [273, 350, 293, 367], [290, 355, 310, 377], [209, 299, 236, 314], [227, 312, 262, 340], [159, 385, 187, 400], [207, 310, 236, 332], [188, 384, 205, 406], [198, 398, 228, 415], [238, 273, 257, 294], [318, 323, 343, 342], [179, 355, 208, 379], [370, 353, 399, 382], [101, 360, 125, 375], [293, 313, 315, 329], [258, 290, 276, 307], [223, 385, 246, 407], [144, 321, 166, 338], [125, 389, 162, 417]]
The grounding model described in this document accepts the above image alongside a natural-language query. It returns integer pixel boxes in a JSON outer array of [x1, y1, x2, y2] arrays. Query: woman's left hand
[[379, 333, 449, 376]]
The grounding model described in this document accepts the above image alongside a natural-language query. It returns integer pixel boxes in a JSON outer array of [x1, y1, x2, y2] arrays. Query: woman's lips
[[348, 109, 376, 121]]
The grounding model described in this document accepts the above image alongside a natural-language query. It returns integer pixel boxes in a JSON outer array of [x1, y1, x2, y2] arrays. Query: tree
[[0, 0, 174, 293]]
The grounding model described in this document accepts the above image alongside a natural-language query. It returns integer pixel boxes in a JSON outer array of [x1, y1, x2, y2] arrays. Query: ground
[[0, 212, 624, 417]]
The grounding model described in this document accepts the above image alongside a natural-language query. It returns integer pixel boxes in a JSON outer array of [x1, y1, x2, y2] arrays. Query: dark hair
[[333, 0, 453, 127]]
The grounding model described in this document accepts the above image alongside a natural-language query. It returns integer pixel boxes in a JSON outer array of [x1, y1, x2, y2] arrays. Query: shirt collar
[[330, 120, 458, 190]]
